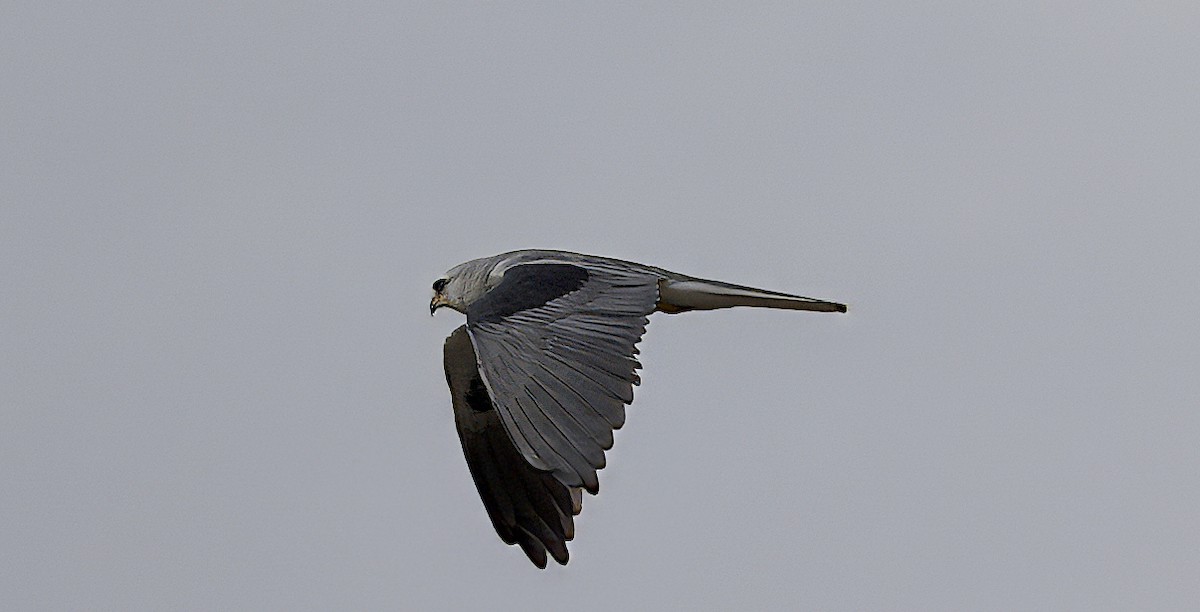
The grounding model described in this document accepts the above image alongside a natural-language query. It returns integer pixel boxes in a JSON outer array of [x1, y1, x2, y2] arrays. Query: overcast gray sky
[[3, 3, 1198, 610]]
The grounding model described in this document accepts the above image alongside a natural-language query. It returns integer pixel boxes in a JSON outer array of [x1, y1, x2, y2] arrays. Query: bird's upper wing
[[465, 261, 661, 493], [444, 325, 583, 568]]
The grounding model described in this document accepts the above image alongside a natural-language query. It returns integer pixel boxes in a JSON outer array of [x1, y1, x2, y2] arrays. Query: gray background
[[3, 3, 1198, 610]]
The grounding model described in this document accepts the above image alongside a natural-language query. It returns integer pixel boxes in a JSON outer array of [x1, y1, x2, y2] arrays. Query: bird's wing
[[465, 261, 661, 493], [444, 325, 583, 568]]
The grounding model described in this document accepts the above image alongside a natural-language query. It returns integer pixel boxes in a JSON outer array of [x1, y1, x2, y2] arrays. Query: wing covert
[[465, 262, 661, 494]]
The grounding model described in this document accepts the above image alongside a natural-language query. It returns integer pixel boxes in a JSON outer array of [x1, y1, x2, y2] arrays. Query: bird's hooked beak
[[430, 293, 450, 316]]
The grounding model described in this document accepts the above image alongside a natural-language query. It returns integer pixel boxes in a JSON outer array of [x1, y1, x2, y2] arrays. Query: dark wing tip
[[516, 534, 549, 569]]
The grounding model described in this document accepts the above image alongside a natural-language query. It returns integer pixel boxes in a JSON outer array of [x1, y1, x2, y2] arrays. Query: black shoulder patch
[[468, 263, 589, 323], [464, 376, 493, 413]]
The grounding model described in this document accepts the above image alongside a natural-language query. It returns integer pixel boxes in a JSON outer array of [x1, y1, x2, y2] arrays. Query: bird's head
[[430, 259, 494, 316], [429, 276, 456, 315]]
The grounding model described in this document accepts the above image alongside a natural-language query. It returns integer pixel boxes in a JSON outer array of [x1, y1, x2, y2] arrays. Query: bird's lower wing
[[444, 325, 582, 568]]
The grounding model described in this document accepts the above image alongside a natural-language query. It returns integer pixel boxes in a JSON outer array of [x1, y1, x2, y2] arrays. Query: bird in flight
[[432, 249, 846, 567]]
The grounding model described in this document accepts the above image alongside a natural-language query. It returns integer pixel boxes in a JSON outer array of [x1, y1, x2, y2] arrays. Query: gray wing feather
[[466, 262, 660, 494], [444, 325, 581, 568]]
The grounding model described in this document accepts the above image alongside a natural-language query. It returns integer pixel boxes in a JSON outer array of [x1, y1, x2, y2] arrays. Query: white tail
[[656, 279, 847, 314]]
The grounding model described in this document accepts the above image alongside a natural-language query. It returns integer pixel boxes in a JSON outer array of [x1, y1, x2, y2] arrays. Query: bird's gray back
[[485, 249, 677, 282]]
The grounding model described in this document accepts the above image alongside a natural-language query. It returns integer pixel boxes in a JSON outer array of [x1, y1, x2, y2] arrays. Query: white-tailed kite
[[432, 250, 846, 567]]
